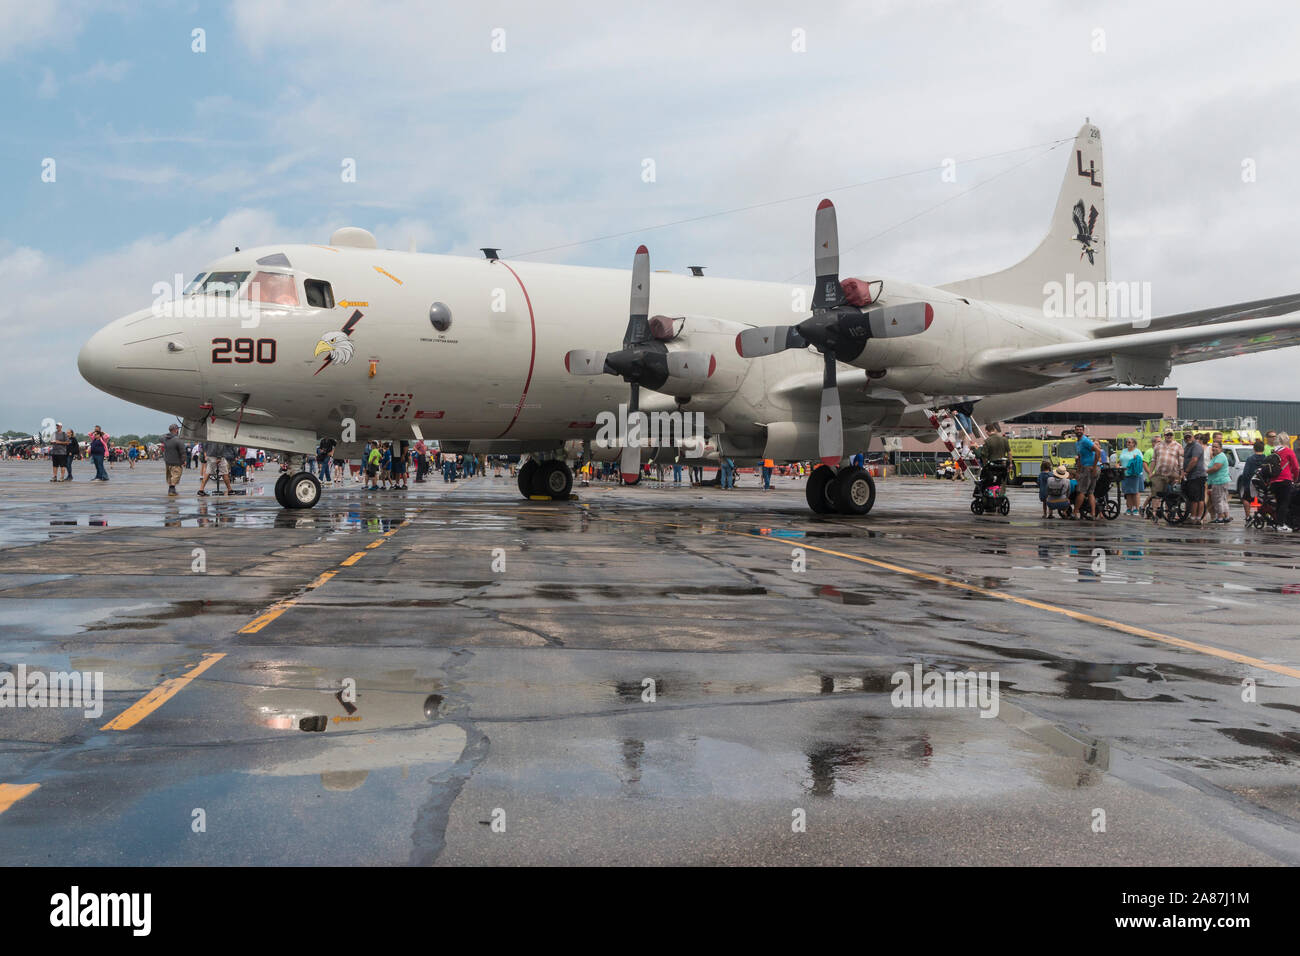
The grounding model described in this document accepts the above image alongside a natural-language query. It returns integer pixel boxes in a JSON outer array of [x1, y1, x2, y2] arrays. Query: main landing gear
[[805, 464, 875, 516], [275, 471, 322, 509], [516, 459, 574, 500]]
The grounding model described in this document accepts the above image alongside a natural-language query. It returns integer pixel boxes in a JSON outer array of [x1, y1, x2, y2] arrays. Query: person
[[1118, 437, 1144, 515], [1182, 431, 1208, 524], [162, 424, 186, 496], [720, 456, 735, 490], [1264, 430, 1278, 456], [366, 443, 381, 489], [673, 455, 684, 485], [64, 429, 79, 480], [691, 462, 703, 485], [1071, 424, 1098, 519], [1240, 439, 1268, 520], [128, 443, 139, 469], [1045, 464, 1072, 517], [88, 427, 110, 481], [197, 442, 234, 496], [1206, 440, 1232, 523], [50, 423, 69, 482], [1143, 429, 1180, 513], [980, 423, 1010, 463], [1270, 433, 1297, 532], [1037, 460, 1052, 517], [316, 439, 334, 483], [761, 457, 774, 490], [414, 440, 427, 482]]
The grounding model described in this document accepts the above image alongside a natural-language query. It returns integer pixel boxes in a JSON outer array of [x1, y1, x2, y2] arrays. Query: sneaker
[[197, 490, 208, 496], [1279, 525, 1293, 533], [168, 486, 178, 496]]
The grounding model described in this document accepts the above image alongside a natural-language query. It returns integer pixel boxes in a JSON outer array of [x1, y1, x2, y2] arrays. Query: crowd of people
[[1026, 423, 1296, 530]]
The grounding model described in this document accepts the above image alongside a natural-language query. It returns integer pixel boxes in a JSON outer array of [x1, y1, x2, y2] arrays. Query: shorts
[[1121, 474, 1144, 495], [1149, 474, 1169, 494], [1075, 468, 1098, 495], [207, 458, 229, 477], [366, 465, 378, 478], [1183, 476, 1206, 501], [51, 455, 67, 468], [166, 464, 184, 487]]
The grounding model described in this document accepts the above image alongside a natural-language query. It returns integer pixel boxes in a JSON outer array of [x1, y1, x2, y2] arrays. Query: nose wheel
[[275, 471, 321, 509]]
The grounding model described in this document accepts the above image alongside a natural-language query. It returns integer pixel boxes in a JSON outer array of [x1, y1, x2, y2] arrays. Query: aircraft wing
[[980, 311, 1300, 382], [1089, 292, 1300, 339]]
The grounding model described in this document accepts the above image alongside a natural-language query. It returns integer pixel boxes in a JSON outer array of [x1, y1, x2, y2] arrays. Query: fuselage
[[78, 241, 1108, 452]]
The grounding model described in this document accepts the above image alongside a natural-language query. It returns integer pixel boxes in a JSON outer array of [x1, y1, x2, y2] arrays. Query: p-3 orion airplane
[[79, 123, 1300, 514]]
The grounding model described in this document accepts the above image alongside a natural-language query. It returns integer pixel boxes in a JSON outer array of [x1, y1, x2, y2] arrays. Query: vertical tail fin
[[941, 123, 1107, 311]]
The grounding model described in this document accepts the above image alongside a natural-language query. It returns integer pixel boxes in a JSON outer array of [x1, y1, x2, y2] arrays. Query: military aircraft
[[79, 123, 1300, 515]]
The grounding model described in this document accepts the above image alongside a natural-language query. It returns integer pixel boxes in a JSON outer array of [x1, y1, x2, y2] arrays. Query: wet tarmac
[[0, 460, 1297, 865]]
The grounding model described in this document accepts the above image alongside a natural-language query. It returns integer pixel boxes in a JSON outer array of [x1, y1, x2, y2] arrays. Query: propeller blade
[[665, 350, 716, 384], [564, 349, 609, 375], [867, 301, 934, 339], [812, 199, 845, 310], [736, 326, 805, 358], [620, 442, 642, 484], [625, 245, 652, 347]]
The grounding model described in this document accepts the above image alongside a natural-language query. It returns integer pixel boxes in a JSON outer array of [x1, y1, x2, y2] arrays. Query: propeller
[[735, 199, 933, 468], [565, 245, 714, 482]]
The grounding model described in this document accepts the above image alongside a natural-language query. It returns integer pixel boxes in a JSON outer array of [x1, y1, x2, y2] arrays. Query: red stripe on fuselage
[[494, 261, 537, 438]]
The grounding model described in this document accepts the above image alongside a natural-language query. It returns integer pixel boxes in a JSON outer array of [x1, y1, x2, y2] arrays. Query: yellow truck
[[1008, 432, 1111, 484]]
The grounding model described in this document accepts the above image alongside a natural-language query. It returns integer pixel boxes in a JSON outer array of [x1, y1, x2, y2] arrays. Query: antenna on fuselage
[[688, 266, 705, 277], [480, 248, 500, 261]]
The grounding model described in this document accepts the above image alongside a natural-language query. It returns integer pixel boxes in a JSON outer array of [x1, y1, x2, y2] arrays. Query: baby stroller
[[970, 458, 1011, 516]]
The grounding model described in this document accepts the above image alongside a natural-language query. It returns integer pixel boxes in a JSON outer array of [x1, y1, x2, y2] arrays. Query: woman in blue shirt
[[1118, 437, 1145, 515]]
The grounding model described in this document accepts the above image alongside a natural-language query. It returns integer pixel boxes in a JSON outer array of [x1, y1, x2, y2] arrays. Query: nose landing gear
[[517, 459, 575, 500]]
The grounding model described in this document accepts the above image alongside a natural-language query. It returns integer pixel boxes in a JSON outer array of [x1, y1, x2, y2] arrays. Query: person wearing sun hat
[[1045, 464, 1072, 517]]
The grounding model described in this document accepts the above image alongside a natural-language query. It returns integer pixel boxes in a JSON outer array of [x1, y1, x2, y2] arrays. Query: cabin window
[[305, 279, 335, 309], [198, 271, 250, 296], [246, 271, 299, 306], [182, 273, 207, 295]]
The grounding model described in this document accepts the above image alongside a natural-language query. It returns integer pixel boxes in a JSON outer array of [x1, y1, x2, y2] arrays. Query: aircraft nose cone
[[78, 309, 204, 412], [77, 323, 117, 391]]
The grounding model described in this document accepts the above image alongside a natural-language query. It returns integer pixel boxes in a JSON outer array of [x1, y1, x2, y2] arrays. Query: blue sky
[[4, 0, 1300, 432]]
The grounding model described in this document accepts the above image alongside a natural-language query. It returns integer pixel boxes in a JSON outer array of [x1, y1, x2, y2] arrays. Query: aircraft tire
[[274, 473, 291, 508], [834, 467, 875, 516], [517, 460, 538, 498], [535, 460, 573, 499], [286, 472, 322, 509], [806, 465, 837, 514]]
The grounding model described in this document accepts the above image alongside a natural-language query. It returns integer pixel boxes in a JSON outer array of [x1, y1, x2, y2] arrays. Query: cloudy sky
[[3, 0, 1298, 432]]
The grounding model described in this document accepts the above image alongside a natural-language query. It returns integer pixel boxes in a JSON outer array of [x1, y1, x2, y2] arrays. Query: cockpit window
[[256, 252, 292, 267], [182, 273, 207, 295], [246, 271, 299, 306], [199, 271, 250, 296], [304, 279, 334, 309]]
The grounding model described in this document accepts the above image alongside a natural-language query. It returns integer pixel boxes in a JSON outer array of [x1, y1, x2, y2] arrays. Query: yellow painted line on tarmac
[[0, 783, 40, 815], [238, 520, 412, 634], [592, 512, 1300, 681], [102, 653, 227, 731]]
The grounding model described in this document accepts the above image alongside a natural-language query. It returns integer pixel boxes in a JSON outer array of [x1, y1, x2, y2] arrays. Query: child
[[1037, 460, 1052, 517]]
